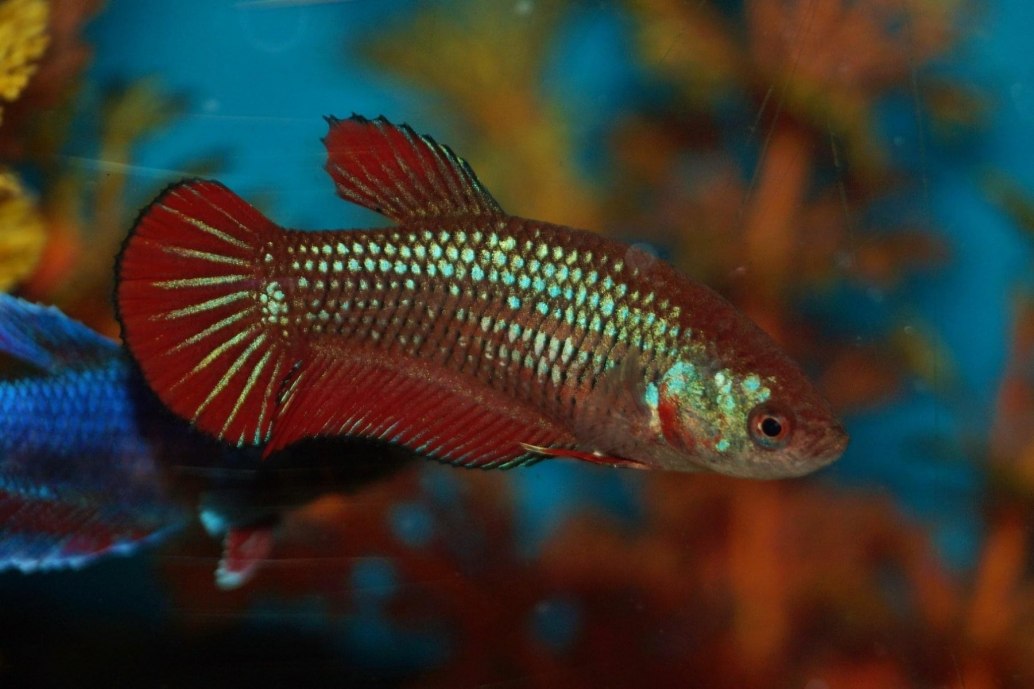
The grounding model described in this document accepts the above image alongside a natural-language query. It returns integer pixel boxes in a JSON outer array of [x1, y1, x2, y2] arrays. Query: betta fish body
[[0, 295, 186, 571], [116, 116, 847, 478]]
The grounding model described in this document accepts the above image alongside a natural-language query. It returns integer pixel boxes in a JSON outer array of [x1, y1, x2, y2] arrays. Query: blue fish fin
[[0, 488, 183, 573], [0, 294, 119, 372]]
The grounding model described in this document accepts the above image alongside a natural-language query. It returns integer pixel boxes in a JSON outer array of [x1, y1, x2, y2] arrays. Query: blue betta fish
[[0, 294, 188, 572], [0, 294, 413, 585]]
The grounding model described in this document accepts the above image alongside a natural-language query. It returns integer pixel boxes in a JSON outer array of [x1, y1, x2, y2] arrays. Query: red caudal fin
[[116, 180, 291, 447], [323, 115, 503, 222]]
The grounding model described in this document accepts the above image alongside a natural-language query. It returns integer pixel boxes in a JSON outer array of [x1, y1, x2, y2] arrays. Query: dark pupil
[[760, 417, 783, 437]]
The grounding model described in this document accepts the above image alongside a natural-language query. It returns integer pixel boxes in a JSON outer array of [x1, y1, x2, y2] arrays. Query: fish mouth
[[809, 421, 850, 470]]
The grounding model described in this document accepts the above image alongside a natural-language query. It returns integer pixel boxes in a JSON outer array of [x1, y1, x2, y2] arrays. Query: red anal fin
[[519, 443, 650, 470], [323, 115, 503, 222], [216, 525, 275, 590], [116, 180, 289, 447], [267, 350, 573, 470]]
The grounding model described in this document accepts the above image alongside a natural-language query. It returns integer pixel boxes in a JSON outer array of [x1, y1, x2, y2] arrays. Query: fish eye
[[748, 404, 792, 450]]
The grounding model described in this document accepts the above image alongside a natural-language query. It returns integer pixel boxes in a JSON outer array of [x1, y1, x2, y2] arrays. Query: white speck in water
[[893, 135, 905, 147], [202, 98, 220, 113], [514, 0, 533, 16]]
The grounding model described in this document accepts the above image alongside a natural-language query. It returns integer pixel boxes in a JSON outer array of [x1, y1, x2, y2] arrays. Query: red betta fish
[[116, 115, 847, 479]]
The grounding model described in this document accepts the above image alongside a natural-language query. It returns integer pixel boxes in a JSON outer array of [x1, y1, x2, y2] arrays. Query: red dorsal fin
[[116, 180, 291, 447], [266, 349, 572, 469], [323, 115, 503, 222]]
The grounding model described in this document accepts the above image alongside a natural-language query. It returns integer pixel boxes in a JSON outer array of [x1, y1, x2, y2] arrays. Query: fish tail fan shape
[[116, 180, 290, 447]]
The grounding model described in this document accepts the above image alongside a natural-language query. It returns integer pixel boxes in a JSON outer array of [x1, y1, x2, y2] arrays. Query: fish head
[[648, 351, 848, 479]]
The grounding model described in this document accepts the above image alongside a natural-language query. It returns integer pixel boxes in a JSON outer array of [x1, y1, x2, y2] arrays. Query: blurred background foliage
[[2, 0, 1034, 687]]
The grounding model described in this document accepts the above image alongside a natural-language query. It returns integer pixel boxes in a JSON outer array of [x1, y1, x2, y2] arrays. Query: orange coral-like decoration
[[0, 0, 49, 124]]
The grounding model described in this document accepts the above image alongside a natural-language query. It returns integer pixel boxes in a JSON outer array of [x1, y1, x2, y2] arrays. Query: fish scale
[[116, 115, 848, 478], [269, 221, 683, 426]]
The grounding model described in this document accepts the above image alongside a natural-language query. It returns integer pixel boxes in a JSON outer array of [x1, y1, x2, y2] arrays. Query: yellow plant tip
[[0, 0, 50, 119], [0, 170, 46, 292]]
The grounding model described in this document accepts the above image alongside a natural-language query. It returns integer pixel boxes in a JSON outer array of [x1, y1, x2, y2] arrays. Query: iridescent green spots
[[507, 295, 521, 309], [644, 382, 659, 409], [430, 244, 442, 260], [742, 374, 762, 394], [501, 271, 515, 286], [394, 261, 407, 274], [363, 258, 375, 271], [446, 245, 458, 261], [508, 322, 522, 343], [336, 242, 348, 255], [461, 247, 475, 263], [511, 255, 525, 270], [439, 262, 454, 278], [499, 236, 516, 251], [543, 263, 556, 279], [536, 302, 549, 316], [304, 259, 314, 271], [449, 284, 461, 297], [469, 265, 483, 281], [369, 243, 381, 255], [348, 258, 360, 271], [716, 439, 731, 453], [533, 331, 546, 356], [600, 295, 615, 316], [662, 361, 698, 398], [297, 277, 309, 289], [518, 275, 531, 290], [535, 243, 549, 260], [547, 285, 562, 298], [532, 276, 546, 292], [404, 278, 416, 290]]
